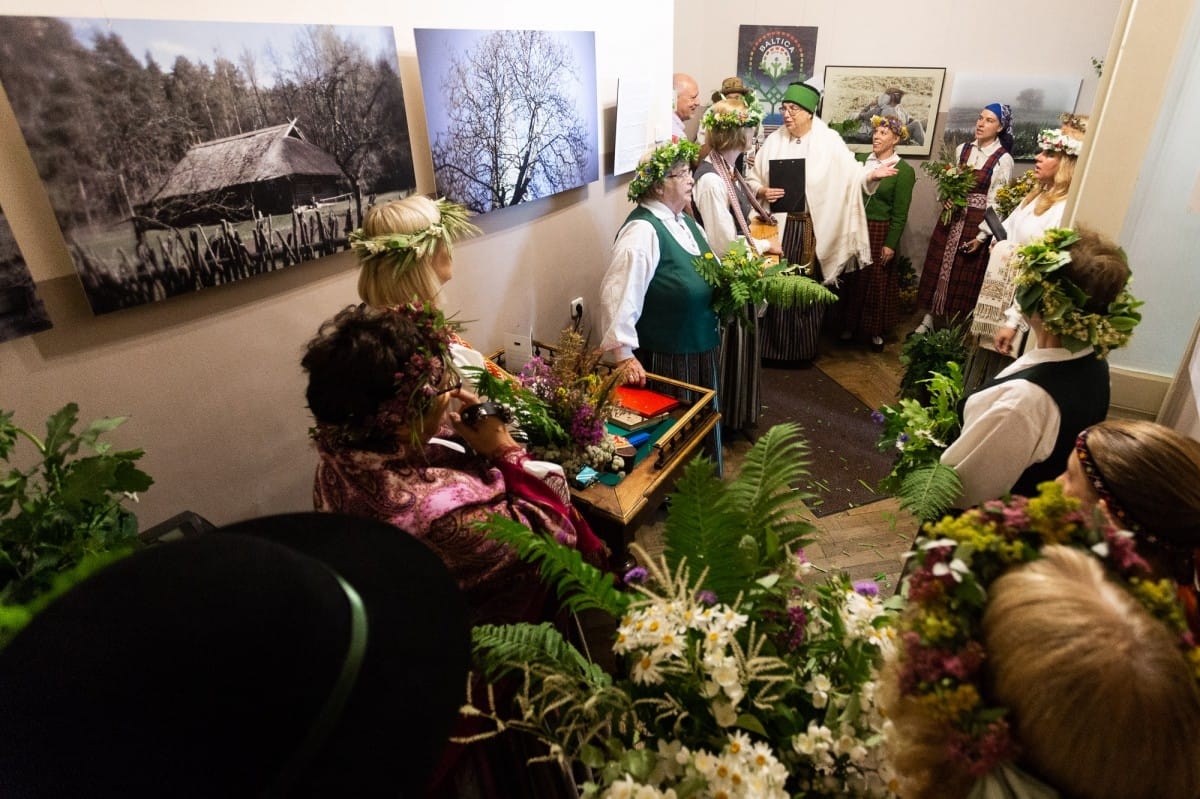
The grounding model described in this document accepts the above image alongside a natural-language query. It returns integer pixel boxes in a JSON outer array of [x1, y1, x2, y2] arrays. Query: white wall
[[0, 0, 672, 527]]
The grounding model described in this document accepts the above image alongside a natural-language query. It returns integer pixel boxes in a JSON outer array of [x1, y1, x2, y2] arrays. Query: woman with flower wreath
[[350, 194, 506, 391], [883, 521, 1200, 799], [939, 226, 1138, 509], [304, 305, 607, 798], [303, 303, 605, 620], [962, 116, 1089, 391], [839, 115, 917, 352], [1060, 419, 1200, 630], [913, 103, 1015, 336], [599, 137, 724, 470], [691, 96, 782, 431]]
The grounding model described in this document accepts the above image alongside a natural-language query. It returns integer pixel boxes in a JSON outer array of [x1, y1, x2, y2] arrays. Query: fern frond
[[476, 515, 631, 617], [726, 422, 815, 545], [471, 621, 611, 687], [660, 456, 751, 603], [761, 275, 837, 309], [897, 463, 963, 523]]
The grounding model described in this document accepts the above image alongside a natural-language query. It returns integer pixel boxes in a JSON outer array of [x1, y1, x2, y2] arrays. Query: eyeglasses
[[780, 103, 804, 117], [665, 169, 692, 180]]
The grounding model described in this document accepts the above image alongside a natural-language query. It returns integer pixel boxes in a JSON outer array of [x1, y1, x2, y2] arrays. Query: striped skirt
[[635, 347, 723, 475]]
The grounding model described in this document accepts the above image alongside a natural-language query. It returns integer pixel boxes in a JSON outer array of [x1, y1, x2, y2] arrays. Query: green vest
[[628, 206, 719, 354]]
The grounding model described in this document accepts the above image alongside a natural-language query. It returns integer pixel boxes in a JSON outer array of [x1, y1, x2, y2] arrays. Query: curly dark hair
[[301, 304, 438, 451]]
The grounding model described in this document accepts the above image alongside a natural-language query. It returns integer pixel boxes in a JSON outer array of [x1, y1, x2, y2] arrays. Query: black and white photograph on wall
[[0, 16, 413, 315], [735, 25, 819, 128], [0, 208, 52, 343], [942, 73, 1083, 160], [820, 66, 946, 156], [414, 28, 599, 215]]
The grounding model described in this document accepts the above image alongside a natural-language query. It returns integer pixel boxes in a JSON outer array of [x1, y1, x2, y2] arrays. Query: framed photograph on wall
[[942, 73, 1083, 160], [820, 66, 946, 157]]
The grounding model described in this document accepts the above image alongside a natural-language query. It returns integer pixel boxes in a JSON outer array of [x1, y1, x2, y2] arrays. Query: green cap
[[782, 82, 820, 114]]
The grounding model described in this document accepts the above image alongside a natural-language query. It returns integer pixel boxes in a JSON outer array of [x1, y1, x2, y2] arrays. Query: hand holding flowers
[[921, 147, 978, 226]]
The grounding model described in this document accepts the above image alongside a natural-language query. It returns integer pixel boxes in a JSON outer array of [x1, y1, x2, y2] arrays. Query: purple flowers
[[623, 566, 648, 584], [695, 590, 718, 606], [852, 580, 879, 597], [870, 410, 885, 425]]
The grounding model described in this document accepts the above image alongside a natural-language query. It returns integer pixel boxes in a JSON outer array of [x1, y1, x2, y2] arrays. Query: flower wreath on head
[[347, 197, 481, 276], [1059, 112, 1089, 134], [627, 137, 700, 202], [870, 114, 909, 142], [896, 481, 1200, 780], [700, 98, 765, 131], [1012, 228, 1142, 357], [1036, 128, 1083, 157]]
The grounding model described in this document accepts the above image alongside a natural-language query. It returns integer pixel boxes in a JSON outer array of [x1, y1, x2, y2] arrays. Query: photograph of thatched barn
[[137, 121, 346, 228], [0, 16, 414, 315]]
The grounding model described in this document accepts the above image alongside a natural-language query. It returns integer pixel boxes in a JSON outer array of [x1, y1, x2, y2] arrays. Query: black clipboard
[[769, 158, 806, 214], [983, 207, 1007, 240]]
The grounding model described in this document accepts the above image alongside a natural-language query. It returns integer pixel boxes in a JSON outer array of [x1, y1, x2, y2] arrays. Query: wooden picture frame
[[820, 66, 946, 157]]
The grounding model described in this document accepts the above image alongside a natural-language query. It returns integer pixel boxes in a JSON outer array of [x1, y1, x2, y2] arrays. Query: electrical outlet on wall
[[569, 296, 584, 321]]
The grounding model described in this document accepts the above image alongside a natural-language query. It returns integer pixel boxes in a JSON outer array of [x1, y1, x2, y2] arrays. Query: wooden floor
[[633, 314, 922, 591]]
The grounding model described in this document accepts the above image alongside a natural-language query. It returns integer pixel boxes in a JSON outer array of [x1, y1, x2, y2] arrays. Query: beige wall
[[0, 0, 673, 528], [675, 0, 1200, 419]]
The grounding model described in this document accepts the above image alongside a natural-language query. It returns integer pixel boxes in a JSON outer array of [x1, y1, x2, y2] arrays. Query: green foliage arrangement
[[0, 403, 153, 643], [465, 424, 905, 797], [692, 239, 789, 328], [897, 322, 969, 403], [874, 364, 965, 523]]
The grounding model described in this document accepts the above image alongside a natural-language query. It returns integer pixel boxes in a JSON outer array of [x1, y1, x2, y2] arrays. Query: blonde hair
[[705, 98, 754, 152], [1021, 116, 1087, 216], [883, 545, 1200, 799], [986, 546, 1200, 799], [356, 195, 446, 307]]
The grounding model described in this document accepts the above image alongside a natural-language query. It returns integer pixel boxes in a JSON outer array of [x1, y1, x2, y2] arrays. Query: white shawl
[[788, 117, 873, 285]]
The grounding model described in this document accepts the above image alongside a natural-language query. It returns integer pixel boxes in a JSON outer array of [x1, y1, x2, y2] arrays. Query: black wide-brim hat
[[0, 512, 470, 798]]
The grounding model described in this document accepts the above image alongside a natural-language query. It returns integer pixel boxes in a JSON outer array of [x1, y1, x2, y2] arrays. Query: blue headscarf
[[984, 102, 1015, 153]]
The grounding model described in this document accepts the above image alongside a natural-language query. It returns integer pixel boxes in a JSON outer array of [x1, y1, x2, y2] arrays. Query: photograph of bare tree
[[414, 28, 599, 214], [0, 208, 52, 343], [0, 16, 414, 315]]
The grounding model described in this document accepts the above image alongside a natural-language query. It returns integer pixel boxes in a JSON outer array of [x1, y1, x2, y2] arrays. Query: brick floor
[[633, 319, 924, 590]]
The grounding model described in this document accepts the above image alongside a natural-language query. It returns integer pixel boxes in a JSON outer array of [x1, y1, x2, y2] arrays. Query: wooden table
[[570, 374, 718, 553], [488, 346, 719, 555]]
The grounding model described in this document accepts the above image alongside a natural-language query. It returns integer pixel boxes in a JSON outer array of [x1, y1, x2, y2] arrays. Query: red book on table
[[614, 385, 681, 417]]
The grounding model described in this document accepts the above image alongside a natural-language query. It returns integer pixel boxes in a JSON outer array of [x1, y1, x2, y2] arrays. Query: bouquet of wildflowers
[[994, 169, 1037, 219], [474, 328, 624, 473], [921, 147, 978, 225], [464, 424, 904, 797]]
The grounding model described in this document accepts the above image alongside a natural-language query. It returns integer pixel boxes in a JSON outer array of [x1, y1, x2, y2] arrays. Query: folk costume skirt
[[761, 210, 825, 362]]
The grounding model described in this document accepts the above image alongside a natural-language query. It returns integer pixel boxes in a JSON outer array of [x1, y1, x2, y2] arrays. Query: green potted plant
[[0, 403, 153, 644]]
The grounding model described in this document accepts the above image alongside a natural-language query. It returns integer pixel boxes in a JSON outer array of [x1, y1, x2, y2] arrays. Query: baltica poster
[[736, 25, 819, 126]]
